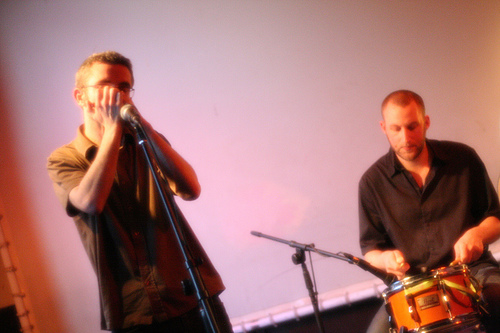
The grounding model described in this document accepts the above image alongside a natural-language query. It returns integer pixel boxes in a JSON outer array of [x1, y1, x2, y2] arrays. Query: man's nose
[[401, 128, 411, 142]]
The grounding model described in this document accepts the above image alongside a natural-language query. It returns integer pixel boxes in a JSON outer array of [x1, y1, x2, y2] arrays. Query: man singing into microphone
[[47, 51, 232, 332]]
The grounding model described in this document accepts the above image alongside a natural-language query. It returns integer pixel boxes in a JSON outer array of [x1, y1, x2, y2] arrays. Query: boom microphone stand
[[251, 231, 398, 332], [251, 231, 326, 333], [129, 112, 222, 333]]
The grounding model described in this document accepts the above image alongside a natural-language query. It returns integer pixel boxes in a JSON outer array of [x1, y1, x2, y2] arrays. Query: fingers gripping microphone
[[120, 104, 140, 125]]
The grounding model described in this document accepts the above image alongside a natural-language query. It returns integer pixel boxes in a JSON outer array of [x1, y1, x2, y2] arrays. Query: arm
[[69, 86, 123, 214], [358, 175, 410, 279], [135, 115, 201, 201], [69, 124, 122, 214], [452, 148, 500, 264], [453, 216, 500, 264]]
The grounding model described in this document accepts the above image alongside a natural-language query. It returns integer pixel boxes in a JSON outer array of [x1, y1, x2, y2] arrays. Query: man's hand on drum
[[451, 227, 484, 266], [383, 250, 410, 280], [365, 249, 410, 280]]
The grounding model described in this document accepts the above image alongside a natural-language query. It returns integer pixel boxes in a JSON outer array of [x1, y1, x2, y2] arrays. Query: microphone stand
[[251, 231, 397, 331], [251, 231, 330, 333], [292, 248, 326, 333], [132, 122, 222, 333]]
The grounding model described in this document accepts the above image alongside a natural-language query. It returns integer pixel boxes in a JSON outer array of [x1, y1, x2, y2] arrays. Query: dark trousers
[[111, 297, 233, 333]]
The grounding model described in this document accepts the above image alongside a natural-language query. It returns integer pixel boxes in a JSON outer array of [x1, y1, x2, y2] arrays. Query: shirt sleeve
[[47, 146, 89, 217], [358, 172, 394, 255], [469, 147, 500, 223]]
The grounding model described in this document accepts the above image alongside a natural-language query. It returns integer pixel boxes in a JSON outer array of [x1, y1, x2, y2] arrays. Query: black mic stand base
[[292, 249, 326, 333]]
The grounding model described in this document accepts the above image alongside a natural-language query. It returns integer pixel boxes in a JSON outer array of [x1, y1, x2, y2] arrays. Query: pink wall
[[1, 1, 500, 332]]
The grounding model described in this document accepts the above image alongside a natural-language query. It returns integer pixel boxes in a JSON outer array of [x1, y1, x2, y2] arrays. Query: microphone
[[341, 252, 397, 286], [120, 104, 140, 125]]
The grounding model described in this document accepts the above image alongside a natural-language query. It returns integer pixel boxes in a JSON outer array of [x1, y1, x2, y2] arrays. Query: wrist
[[101, 122, 123, 143]]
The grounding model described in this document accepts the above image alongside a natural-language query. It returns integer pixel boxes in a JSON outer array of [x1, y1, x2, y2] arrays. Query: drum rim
[[404, 312, 482, 333], [383, 264, 470, 297]]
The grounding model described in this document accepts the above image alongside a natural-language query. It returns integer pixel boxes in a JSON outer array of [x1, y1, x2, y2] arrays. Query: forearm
[[364, 250, 386, 270], [145, 126, 201, 200], [69, 125, 122, 214], [453, 216, 500, 264], [471, 216, 500, 245]]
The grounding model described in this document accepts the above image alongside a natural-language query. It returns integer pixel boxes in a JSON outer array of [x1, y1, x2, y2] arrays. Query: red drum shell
[[382, 265, 481, 332]]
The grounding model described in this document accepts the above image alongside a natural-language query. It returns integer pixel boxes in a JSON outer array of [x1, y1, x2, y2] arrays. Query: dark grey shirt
[[359, 139, 500, 275]]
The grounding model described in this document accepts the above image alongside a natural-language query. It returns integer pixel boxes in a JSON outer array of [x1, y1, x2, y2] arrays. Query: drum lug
[[438, 279, 454, 319], [405, 295, 421, 328]]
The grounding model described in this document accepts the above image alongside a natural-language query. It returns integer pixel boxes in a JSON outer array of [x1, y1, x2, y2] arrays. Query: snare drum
[[383, 265, 483, 332]]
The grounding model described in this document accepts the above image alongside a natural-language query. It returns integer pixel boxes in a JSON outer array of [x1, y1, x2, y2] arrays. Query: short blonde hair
[[75, 51, 134, 88]]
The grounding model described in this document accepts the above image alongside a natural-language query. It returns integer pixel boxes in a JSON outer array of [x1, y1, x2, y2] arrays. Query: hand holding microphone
[[120, 104, 141, 125]]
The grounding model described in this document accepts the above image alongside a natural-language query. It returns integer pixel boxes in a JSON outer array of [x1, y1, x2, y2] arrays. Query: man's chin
[[396, 150, 418, 162]]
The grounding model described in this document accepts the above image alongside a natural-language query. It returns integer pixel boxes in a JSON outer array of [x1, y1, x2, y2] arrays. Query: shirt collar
[[73, 125, 98, 161], [73, 125, 135, 162]]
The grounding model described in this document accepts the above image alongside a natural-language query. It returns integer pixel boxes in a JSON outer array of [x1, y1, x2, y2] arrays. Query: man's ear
[[73, 87, 85, 107], [380, 120, 386, 135]]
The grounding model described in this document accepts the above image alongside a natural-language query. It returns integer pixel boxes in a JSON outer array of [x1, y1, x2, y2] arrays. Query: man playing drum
[[359, 90, 500, 332]]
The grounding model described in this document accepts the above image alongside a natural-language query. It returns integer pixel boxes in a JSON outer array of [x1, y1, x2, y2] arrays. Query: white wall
[[0, 1, 499, 332]]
